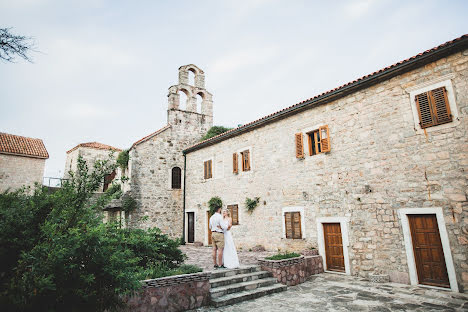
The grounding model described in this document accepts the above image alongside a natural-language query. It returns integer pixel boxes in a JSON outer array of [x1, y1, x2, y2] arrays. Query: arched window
[[171, 167, 182, 189]]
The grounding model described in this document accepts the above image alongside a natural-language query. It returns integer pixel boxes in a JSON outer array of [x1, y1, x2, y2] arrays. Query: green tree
[[201, 126, 232, 141]]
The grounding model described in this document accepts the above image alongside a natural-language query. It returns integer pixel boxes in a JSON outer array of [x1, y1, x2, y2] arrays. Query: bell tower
[[167, 65, 213, 134]]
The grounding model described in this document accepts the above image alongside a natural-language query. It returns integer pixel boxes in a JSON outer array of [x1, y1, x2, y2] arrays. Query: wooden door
[[207, 211, 212, 245], [187, 212, 194, 243], [323, 223, 345, 272], [408, 214, 449, 288]]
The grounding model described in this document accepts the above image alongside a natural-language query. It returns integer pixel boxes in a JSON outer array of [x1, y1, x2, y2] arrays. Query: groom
[[209, 206, 227, 269]]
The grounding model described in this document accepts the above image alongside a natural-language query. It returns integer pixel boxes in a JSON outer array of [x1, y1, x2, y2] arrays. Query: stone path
[[192, 273, 468, 312], [180, 244, 276, 271]]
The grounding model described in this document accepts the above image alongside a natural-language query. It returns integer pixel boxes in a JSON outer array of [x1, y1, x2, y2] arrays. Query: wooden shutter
[[233, 153, 238, 173], [244, 150, 250, 171], [416, 87, 452, 129], [295, 133, 304, 158], [292, 212, 302, 239], [319, 125, 331, 153], [430, 87, 452, 125], [208, 160, 212, 178], [203, 161, 207, 179], [285, 212, 293, 238], [228, 204, 239, 225]]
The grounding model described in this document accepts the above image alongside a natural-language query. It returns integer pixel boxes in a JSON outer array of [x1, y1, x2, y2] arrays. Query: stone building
[[0, 132, 49, 192], [183, 35, 468, 292]]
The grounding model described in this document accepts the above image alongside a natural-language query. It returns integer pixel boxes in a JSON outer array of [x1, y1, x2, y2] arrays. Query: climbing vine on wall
[[245, 197, 260, 214]]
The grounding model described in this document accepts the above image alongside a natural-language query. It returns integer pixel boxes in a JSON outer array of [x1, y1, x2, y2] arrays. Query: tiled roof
[[184, 34, 468, 154], [131, 125, 171, 148], [66, 142, 122, 154], [0, 132, 49, 159]]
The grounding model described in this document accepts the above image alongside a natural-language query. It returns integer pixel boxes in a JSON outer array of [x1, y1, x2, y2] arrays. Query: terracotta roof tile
[[66, 142, 122, 154], [0, 132, 49, 159], [184, 34, 468, 153]]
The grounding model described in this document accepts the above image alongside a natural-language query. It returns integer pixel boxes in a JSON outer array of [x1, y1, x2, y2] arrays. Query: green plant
[[117, 149, 130, 171], [0, 155, 186, 312], [122, 194, 137, 213], [201, 126, 232, 141], [245, 197, 260, 214], [208, 196, 223, 215], [145, 264, 202, 279], [265, 252, 301, 260]]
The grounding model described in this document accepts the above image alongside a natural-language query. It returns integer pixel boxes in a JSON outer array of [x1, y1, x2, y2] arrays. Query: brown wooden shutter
[[430, 87, 452, 125], [416, 92, 436, 128], [208, 160, 212, 178], [233, 153, 238, 173], [295, 133, 304, 158], [285, 212, 293, 238], [228, 204, 239, 225], [203, 161, 207, 179], [319, 125, 331, 153], [244, 150, 251, 171], [292, 212, 302, 239]]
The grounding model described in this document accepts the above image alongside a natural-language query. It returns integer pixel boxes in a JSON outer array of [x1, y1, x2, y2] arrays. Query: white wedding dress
[[222, 219, 240, 269]]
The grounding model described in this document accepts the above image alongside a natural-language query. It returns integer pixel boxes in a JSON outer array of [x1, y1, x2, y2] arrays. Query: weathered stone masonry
[[184, 41, 468, 291]]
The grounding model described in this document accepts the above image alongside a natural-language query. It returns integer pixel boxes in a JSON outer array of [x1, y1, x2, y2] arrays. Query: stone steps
[[209, 265, 287, 307]]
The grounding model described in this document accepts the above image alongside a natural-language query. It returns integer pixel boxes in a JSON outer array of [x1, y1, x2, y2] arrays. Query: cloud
[[344, 0, 377, 19]]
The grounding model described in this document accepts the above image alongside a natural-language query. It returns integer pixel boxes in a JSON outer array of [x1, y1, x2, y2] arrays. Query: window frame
[[407, 75, 459, 134], [203, 158, 213, 180], [171, 166, 182, 189], [240, 149, 251, 172], [227, 204, 239, 225], [282, 207, 305, 239], [234, 147, 253, 174]]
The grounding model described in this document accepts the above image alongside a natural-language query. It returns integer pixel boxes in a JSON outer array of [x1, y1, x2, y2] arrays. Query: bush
[[208, 196, 223, 215], [201, 126, 232, 141], [0, 155, 186, 312], [116, 149, 130, 171], [265, 252, 301, 260], [145, 264, 202, 279]]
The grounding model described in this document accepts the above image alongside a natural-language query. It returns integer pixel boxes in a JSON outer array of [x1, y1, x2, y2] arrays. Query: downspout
[[182, 152, 187, 244]]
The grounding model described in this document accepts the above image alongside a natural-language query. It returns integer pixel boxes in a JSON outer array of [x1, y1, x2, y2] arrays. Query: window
[[171, 167, 181, 189], [233, 153, 238, 173], [285, 211, 302, 239], [296, 125, 330, 158], [203, 160, 212, 179], [241, 150, 250, 171], [415, 87, 452, 129], [227, 204, 239, 225], [103, 169, 116, 191]]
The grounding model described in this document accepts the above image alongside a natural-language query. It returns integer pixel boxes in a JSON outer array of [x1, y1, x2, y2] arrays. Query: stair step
[[210, 271, 272, 288], [210, 277, 278, 298], [209, 265, 260, 279], [211, 283, 287, 307]]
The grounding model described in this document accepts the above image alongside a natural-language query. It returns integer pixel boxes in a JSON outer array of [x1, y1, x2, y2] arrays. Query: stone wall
[[259, 255, 324, 286], [64, 147, 120, 180], [121, 272, 211, 312], [0, 154, 46, 192], [185, 50, 468, 290]]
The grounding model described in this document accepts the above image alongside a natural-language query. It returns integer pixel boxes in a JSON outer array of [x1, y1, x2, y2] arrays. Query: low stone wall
[[121, 272, 211, 312], [259, 255, 324, 286]]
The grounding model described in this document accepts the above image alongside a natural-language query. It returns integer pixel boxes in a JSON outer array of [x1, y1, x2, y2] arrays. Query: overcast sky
[[1, 0, 467, 180]]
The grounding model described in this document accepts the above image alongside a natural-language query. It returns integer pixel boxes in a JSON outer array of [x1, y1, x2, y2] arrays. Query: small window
[[171, 167, 182, 189], [227, 204, 239, 225], [415, 87, 452, 129], [241, 150, 250, 171], [233, 153, 238, 174], [204, 160, 212, 179], [103, 170, 116, 192], [284, 211, 302, 239], [306, 125, 331, 156]]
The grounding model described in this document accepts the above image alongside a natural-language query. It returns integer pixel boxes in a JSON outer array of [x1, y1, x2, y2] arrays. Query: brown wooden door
[[187, 212, 194, 243], [323, 223, 345, 272], [408, 214, 449, 288], [207, 211, 212, 245]]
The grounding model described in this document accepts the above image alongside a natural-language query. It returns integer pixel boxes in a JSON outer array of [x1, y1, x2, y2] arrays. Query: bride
[[222, 209, 240, 269]]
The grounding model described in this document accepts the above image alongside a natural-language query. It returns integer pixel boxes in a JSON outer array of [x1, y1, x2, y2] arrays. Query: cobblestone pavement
[[180, 244, 276, 271], [193, 273, 468, 312]]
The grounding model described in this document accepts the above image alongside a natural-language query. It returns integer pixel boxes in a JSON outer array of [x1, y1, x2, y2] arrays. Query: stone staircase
[[209, 265, 287, 307]]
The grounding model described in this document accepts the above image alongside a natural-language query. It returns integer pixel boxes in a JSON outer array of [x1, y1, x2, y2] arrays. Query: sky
[[1, 0, 467, 181]]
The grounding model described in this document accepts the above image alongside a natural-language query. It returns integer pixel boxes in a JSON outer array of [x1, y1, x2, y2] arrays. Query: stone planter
[[300, 249, 319, 256], [258, 255, 324, 286], [368, 273, 390, 283], [120, 272, 211, 312]]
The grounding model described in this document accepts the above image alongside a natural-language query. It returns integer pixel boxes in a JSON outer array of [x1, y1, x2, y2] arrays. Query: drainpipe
[[182, 152, 187, 244]]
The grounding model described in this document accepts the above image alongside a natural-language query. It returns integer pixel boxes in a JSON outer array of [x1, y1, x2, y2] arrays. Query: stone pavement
[[180, 244, 276, 271], [192, 273, 468, 312]]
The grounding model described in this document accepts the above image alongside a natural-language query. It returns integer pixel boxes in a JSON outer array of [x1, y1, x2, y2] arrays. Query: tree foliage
[[116, 149, 130, 171], [208, 196, 223, 215], [201, 126, 232, 141], [0, 28, 35, 63], [0, 155, 186, 311]]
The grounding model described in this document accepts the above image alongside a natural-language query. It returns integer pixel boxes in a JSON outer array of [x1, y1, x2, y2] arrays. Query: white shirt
[[209, 212, 227, 233]]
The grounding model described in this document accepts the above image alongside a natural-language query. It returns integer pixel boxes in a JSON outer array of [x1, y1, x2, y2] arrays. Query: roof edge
[[0, 151, 49, 159], [184, 34, 468, 154], [131, 125, 171, 149]]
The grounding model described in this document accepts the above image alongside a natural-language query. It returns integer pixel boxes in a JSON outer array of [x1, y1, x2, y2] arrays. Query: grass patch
[[265, 252, 301, 260], [147, 264, 203, 279]]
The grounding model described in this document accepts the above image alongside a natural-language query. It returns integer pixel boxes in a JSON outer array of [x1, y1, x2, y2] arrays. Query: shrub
[[122, 194, 137, 213], [245, 197, 260, 214], [201, 126, 232, 141], [116, 149, 130, 171], [145, 264, 202, 279], [208, 196, 223, 215], [265, 252, 301, 261]]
